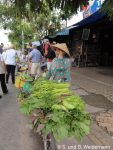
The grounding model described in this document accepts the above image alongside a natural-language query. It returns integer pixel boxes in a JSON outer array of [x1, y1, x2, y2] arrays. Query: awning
[[73, 10, 106, 28], [46, 10, 106, 38], [55, 10, 106, 36], [56, 26, 77, 35]]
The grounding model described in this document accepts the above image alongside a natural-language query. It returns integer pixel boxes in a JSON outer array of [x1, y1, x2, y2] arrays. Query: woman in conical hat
[[46, 43, 71, 82]]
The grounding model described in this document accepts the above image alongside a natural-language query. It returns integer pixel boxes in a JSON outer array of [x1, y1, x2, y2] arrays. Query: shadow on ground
[[82, 94, 113, 109], [29, 131, 44, 150]]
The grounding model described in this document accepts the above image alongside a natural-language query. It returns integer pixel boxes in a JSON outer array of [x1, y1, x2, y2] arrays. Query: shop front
[[69, 10, 113, 67]]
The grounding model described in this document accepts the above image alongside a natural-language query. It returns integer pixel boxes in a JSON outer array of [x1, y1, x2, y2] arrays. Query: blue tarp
[[56, 28, 69, 35], [56, 26, 77, 35]]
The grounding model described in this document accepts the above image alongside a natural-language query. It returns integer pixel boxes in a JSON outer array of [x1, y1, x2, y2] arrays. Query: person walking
[[29, 45, 43, 79], [5, 44, 17, 84], [0, 53, 8, 98], [20, 50, 28, 64], [2, 47, 7, 62], [0, 43, 4, 54], [46, 43, 71, 82]]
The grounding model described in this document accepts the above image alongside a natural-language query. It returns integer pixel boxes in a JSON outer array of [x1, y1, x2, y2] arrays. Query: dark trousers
[[0, 74, 8, 93], [6, 65, 16, 84]]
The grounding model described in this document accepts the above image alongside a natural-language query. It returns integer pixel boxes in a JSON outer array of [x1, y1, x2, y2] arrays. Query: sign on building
[[83, 0, 105, 18]]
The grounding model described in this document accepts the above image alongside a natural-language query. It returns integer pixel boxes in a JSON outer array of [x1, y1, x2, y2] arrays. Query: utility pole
[[22, 30, 24, 53]]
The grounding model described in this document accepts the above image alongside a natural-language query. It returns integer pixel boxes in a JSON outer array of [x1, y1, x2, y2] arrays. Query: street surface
[[71, 67, 113, 104], [0, 67, 113, 150], [58, 66, 113, 150], [0, 83, 43, 150]]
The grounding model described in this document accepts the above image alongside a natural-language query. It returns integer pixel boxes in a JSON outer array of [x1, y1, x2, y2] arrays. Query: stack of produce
[[20, 78, 91, 142], [16, 72, 33, 100], [19, 66, 28, 71], [15, 72, 33, 88], [18, 72, 33, 81]]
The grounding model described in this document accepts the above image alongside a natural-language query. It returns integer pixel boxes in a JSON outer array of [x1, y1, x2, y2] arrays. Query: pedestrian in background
[[29, 45, 43, 79], [2, 47, 7, 62], [0, 43, 4, 54], [43, 39, 55, 70], [0, 53, 8, 98], [5, 44, 17, 84], [20, 50, 28, 64]]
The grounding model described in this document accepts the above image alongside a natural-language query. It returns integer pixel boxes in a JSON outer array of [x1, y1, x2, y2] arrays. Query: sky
[[67, 12, 83, 26], [0, 29, 11, 47]]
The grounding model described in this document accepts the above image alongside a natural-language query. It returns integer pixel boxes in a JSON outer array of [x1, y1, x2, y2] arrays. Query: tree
[[1, 0, 89, 19], [0, 2, 65, 40], [8, 20, 36, 48], [0, 2, 64, 48], [102, 0, 113, 20], [0, 0, 90, 47]]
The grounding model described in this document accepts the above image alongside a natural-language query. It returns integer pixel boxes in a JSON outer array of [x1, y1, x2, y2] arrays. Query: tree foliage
[[0, 0, 70, 38], [102, 0, 113, 20], [2, 0, 89, 19], [0, 0, 90, 47], [8, 20, 36, 48], [0, 2, 64, 47]]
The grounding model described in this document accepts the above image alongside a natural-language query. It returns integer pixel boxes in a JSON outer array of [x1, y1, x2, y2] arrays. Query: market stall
[[16, 77, 91, 150]]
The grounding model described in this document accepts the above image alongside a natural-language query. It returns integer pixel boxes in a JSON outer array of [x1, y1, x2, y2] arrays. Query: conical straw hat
[[51, 43, 70, 56]]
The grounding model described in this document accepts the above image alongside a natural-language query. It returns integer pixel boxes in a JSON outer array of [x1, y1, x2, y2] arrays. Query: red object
[[48, 59, 52, 62], [81, 5, 88, 11], [44, 43, 53, 62]]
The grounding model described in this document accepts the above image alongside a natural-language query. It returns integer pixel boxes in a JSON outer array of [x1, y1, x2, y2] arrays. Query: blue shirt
[[29, 49, 42, 63]]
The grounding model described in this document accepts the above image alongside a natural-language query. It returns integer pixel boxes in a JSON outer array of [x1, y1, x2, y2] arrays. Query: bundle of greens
[[20, 78, 91, 142], [17, 72, 33, 81]]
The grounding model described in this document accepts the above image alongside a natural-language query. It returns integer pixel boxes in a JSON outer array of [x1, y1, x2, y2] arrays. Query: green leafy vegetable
[[19, 78, 91, 142]]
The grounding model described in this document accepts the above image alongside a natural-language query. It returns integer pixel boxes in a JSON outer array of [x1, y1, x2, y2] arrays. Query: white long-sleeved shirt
[[5, 49, 17, 65], [2, 51, 6, 63]]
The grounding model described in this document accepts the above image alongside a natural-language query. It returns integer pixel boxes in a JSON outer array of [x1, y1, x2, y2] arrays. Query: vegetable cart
[[19, 78, 91, 150]]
